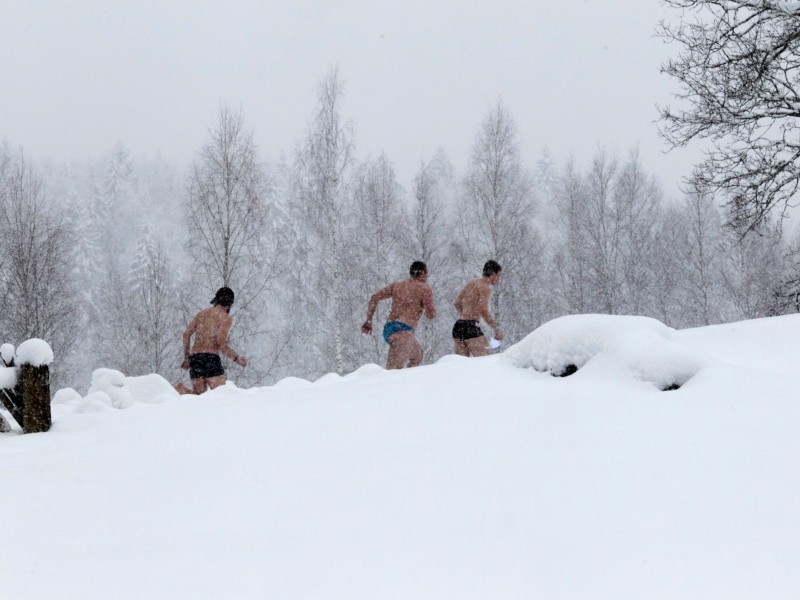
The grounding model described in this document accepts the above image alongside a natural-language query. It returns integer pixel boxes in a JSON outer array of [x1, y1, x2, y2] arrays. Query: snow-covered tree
[[185, 104, 272, 385], [347, 153, 408, 369], [457, 99, 542, 340], [293, 68, 355, 375], [0, 149, 79, 389], [408, 150, 459, 362]]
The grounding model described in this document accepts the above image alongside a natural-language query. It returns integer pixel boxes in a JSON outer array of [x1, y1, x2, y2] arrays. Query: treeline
[[1, 69, 799, 391]]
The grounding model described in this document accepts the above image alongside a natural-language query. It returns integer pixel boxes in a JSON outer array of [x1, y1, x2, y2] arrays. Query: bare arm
[[454, 288, 465, 315], [366, 284, 393, 322], [182, 317, 197, 358], [214, 317, 232, 358], [217, 317, 247, 367], [479, 286, 497, 328], [217, 317, 247, 366], [423, 285, 436, 320], [478, 287, 503, 340], [362, 284, 393, 334]]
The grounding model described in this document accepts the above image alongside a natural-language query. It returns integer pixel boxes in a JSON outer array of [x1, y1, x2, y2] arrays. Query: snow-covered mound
[[503, 314, 709, 390], [52, 368, 176, 415], [1, 314, 800, 599]]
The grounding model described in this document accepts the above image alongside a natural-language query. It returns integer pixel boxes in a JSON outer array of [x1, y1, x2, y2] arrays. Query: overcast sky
[[1, 1, 697, 195]]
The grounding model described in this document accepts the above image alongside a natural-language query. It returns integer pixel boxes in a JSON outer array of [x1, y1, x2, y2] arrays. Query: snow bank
[[51, 369, 176, 416], [503, 314, 710, 390]]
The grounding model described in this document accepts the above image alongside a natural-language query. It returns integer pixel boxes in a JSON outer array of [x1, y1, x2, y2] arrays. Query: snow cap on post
[[0, 343, 15, 366], [16, 339, 54, 367]]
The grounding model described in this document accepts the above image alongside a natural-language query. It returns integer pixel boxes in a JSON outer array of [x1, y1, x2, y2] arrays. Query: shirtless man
[[452, 260, 505, 357], [361, 261, 436, 369], [176, 286, 247, 394]]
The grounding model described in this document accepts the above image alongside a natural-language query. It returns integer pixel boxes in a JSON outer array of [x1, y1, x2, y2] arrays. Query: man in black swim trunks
[[452, 260, 504, 357], [177, 287, 247, 394]]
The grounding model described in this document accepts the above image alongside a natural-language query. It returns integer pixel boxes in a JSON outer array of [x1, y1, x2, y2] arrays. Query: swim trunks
[[188, 353, 225, 379], [452, 319, 484, 340], [383, 321, 414, 344]]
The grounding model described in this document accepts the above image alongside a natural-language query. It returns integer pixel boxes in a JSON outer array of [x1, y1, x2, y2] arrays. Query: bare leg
[[454, 339, 469, 357], [206, 375, 227, 390], [465, 336, 488, 357], [191, 377, 209, 394], [175, 382, 195, 395], [386, 331, 415, 369], [407, 336, 424, 368]]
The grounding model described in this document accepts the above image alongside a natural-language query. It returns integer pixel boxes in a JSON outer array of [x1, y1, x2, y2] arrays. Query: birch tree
[[551, 158, 593, 314], [409, 150, 458, 362], [294, 68, 355, 375], [0, 149, 79, 388], [185, 104, 272, 384], [347, 154, 407, 369], [94, 229, 182, 378], [614, 150, 664, 315], [458, 99, 542, 339], [679, 190, 726, 326]]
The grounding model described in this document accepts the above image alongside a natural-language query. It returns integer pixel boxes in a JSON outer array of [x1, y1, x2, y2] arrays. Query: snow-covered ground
[[1, 314, 799, 599]]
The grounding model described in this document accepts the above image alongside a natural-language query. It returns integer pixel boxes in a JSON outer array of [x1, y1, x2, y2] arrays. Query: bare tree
[[650, 202, 689, 326], [614, 150, 664, 315], [458, 99, 541, 340], [409, 150, 459, 362], [550, 149, 666, 319], [185, 104, 272, 384], [95, 231, 181, 378], [551, 158, 593, 314], [658, 0, 800, 233], [186, 104, 269, 291], [583, 149, 622, 313], [0, 149, 79, 389], [719, 227, 788, 320], [346, 154, 408, 369], [679, 189, 726, 326], [294, 68, 355, 374]]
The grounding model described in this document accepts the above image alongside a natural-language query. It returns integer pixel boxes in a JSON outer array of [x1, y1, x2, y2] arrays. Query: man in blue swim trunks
[[361, 261, 436, 369], [177, 286, 247, 394]]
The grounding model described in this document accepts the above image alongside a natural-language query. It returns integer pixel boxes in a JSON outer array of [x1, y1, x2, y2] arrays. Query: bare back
[[373, 278, 436, 328], [454, 278, 496, 327], [183, 306, 235, 358]]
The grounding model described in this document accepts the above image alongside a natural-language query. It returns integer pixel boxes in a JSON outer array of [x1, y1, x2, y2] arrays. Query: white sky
[[0, 1, 697, 194]]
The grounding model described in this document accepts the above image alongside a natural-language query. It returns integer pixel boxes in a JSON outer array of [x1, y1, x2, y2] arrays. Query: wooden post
[[20, 363, 50, 433]]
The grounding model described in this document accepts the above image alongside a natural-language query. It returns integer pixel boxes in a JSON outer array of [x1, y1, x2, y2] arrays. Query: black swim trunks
[[452, 319, 484, 340], [188, 353, 225, 379]]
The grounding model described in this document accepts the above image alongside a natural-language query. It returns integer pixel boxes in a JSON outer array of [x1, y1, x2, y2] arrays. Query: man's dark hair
[[410, 261, 428, 278], [211, 286, 235, 308], [482, 260, 502, 278]]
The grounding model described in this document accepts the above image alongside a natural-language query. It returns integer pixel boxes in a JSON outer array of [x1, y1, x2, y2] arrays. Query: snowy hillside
[[1, 314, 799, 599]]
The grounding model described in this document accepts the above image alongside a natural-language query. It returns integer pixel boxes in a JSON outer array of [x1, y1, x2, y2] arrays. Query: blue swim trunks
[[383, 321, 414, 344]]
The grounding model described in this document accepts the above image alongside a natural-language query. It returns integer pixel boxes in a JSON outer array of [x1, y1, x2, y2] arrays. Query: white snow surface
[[1, 313, 799, 599]]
